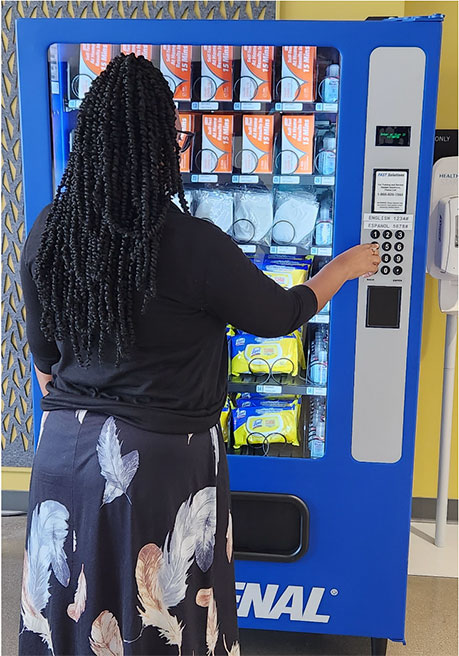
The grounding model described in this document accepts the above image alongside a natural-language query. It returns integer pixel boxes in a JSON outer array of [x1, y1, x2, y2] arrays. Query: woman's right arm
[[202, 223, 380, 337], [304, 243, 381, 311]]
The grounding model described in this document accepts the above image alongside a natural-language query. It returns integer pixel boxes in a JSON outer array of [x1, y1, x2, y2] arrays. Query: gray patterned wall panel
[[1, 0, 275, 467]]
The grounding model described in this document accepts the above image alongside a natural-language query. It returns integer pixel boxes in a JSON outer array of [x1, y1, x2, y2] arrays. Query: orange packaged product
[[239, 46, 274, 102], [160, 45, 193, 101], [121, 44, 154, 59], [281, 115, 314, 175], [201, 46, 233, 101], [201, 114, 233, 173], [241, 115, 274, 174], [281, 46, 317, 102], [178, 113, 195, 173], [77, 44, 112, 97]]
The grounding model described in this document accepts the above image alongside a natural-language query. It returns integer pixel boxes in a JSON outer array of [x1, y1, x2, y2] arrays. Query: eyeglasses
[[177, 129, 195, 154]]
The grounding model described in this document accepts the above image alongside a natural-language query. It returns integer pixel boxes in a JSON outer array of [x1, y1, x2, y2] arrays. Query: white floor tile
[[408, 521, 458, 577]]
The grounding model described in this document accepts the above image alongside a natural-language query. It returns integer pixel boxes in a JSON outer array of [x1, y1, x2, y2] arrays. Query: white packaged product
[[194, 188, 233, 234], [232, 188, 273, 245], [272, 190, 319, 247]]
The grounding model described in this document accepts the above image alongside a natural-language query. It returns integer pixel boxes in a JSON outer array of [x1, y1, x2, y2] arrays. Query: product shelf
[[236, 243, 332, 258], [182, 173, 335, 187], [174, 100, 338, 114], [228, 374, 327, 397]]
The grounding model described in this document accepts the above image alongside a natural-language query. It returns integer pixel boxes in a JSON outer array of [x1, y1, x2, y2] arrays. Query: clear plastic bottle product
[[315, 199, 333, 246], [315, 131, 336, 176], [308, 398, 326, 458], [318, 63, 340, 103], [309, 326, 328, 386]]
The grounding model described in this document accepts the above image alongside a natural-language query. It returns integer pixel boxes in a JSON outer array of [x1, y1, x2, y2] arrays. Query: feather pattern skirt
[[18, 409, 240, 656]]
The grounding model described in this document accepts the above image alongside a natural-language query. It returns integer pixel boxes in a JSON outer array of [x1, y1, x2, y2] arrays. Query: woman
[[19, 53, 380, 656]]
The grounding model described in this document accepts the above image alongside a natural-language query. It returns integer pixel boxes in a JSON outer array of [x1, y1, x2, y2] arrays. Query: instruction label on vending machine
[[364, 213, 413, 230], [372, 169, 409, 213]]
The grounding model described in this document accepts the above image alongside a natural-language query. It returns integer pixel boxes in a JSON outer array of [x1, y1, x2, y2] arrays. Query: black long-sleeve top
[[19, 203, 318, 433]]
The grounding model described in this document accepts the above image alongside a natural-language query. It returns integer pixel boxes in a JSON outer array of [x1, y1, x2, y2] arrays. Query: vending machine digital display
[[17, 15, 443, 652]]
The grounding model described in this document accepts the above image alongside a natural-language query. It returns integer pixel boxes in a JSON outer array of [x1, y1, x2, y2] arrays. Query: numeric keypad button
[[394, 254, 403, 264], [381, 266, 390, 275], [395, 230, 405, 240], [383, 230, 393, 239], [394, 242, 404, 252], [382, 242, 392, 252], [393, 266, 403, 276], [382, 254, 391, 263], [370, 230, 380, 239]]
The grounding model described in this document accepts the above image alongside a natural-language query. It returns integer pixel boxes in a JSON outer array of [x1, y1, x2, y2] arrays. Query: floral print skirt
[[19, 409, 240, 656]]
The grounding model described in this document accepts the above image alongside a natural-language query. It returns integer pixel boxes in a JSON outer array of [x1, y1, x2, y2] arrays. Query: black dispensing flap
[[231, 491, 309, 562]]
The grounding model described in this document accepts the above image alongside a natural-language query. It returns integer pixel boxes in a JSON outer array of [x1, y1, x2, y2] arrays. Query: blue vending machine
[[17, 14, 443, 654]]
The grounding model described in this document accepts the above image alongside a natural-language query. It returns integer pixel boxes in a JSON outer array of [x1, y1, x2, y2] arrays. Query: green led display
[[376, 125, 411, 146]]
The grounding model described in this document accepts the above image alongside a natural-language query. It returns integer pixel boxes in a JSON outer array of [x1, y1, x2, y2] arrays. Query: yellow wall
[[279, 0, 458, 499], [278, 1, 405, 20], [405, 1, 458, 498]]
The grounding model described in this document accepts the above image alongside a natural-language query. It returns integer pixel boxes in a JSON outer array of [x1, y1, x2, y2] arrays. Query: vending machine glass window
[[48, 43, 341, 461]]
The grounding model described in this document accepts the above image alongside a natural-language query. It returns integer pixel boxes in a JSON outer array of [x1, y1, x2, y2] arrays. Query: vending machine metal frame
[[16, 16, 442, 650]]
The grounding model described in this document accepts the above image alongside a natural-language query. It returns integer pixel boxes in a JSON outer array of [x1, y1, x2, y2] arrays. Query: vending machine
[[17, 15, 443, 654]]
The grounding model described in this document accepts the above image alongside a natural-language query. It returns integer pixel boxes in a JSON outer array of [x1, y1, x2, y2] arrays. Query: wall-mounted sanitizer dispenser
[[427, 156, 458, 313]]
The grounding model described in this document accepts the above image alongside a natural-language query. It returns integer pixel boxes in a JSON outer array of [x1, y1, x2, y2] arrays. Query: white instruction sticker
[[239, 244, 256, 254], [373, 170, 408, 213], [364, 213, 413, 230], [256, 385, 282, 394], [270, 246, 297, 255]]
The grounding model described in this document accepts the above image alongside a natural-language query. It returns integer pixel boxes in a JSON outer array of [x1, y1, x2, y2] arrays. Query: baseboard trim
[[2, 491, 457, 521], [411, 497, 458, 522], [2, 490, 29, 513]]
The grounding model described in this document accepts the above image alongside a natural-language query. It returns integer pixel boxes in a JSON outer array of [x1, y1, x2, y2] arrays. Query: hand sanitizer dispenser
[[427, 155, 458, 547], [427, 156, 458, 312]]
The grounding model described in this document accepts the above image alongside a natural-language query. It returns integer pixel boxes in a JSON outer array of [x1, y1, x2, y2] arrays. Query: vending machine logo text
[[235, 582, 331, 623]]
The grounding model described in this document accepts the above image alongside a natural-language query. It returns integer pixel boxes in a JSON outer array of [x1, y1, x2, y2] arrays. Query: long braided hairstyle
[[34, 53, 189, 368]]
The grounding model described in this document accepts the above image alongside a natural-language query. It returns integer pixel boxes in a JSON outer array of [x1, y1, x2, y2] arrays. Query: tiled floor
[[2, 515, 457, 656], [408, 522, 458, 578]]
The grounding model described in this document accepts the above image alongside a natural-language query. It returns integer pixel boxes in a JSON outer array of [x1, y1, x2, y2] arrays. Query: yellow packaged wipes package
[[232, 404, 300, 449], [220, 399, 231, 443], [294, 329, 306, 370], [263, 266, 307, 289], [230, 335, 298, 377]]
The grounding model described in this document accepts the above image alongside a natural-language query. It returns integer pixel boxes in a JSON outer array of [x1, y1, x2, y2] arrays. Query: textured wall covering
[[1, 0, 275, 467]]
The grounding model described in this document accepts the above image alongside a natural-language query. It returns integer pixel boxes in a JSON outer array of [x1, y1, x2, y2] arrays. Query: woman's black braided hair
[[34, 53, 189, 368]]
